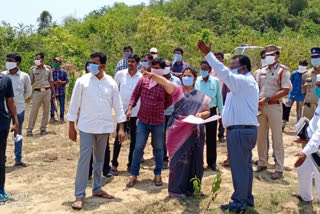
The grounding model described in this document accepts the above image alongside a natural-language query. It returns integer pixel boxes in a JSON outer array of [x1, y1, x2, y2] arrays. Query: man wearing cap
[[282, 60, 308, 130], [27, 52, 56, 136], [302, 47, 320, 120], [254, 45, 291, 179], [50, 57, 69, 122], [150, 48, 158, 59], [293, 74, 320, 202]]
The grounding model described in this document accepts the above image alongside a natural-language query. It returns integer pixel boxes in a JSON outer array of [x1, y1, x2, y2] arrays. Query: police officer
[[302, 47, 320, 120], [254, 45, 291, 179], [27, 52, 55, 136]]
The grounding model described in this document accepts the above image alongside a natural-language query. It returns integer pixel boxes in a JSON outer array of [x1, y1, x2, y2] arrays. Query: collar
[[90, 71, 106, 80], [127, 69, 139, 77], [53, 68, 63, 72], [6, 69, 21, 76], [200, 76, 212, 82], [267, 63, 280, 71]]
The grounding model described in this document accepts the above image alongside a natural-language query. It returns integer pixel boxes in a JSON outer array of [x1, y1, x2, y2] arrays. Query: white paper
[[182, 115, 221, 124]]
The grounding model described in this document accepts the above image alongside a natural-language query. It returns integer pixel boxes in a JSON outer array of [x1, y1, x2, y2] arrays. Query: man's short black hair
[[299, 60, 308, 66], [123, 46, 133, 52], [7, 53, 22, 63], [142, 53, 153, 61], [36, 52, 44, 59], [214, 52, 224, 59], [173, 47, 184, 55], [90, 51, 107, 64], [200, 60, 211, 68], [151, 57, 166, 69], [260, 50, 266, 57], [232, 55, 252, 72], [128, 54, 140, 63]]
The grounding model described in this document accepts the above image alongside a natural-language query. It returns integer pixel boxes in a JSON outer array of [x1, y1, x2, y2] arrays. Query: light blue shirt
[[205, 52, 259, 128], [164, 75, 182, 116], [195, 76, 223, 113]]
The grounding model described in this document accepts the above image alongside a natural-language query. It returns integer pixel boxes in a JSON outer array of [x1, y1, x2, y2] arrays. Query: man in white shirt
[[198, 40, 259, 213], [3, 53, 32, 167], [67, 52, 126, 210], [294, 74, 320, 203], [111, 54, 142, 175]]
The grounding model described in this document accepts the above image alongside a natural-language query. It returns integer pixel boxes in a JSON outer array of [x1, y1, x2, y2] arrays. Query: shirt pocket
[[34, 72, 41, 82]]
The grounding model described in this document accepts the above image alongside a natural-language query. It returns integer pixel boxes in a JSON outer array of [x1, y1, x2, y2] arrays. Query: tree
[[37, 11, 52, 31]]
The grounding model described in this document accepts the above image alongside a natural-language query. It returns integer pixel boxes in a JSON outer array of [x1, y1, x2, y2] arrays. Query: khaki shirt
[[29, 65, 53, 89], [302, 68, 320, 104], [254, 63, 291, 99]]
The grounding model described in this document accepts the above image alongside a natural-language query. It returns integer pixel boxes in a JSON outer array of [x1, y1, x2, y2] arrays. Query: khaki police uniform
[[27, 65, 53, 132], [302, 68, 319, 119], [255, 62, 291, 172]]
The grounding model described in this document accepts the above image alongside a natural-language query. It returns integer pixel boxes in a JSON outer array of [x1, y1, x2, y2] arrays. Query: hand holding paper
[[182, 115, 221, 124]]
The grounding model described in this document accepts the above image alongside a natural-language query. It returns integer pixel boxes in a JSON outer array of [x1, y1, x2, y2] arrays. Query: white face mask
[[265, 55, 276, 65], [261, 59, 267, 67], [163, 67, 171, 75], [6, 62, 17, 70], [298, 66, 307, 73], [34, 60, 41, 66], [152, 54, 158, 59]]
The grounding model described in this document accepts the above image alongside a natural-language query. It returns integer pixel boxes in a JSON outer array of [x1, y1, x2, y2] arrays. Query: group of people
[[1, 40, 320, 213]]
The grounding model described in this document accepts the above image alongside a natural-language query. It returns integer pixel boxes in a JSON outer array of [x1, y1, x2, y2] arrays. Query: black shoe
[[103, 172, 113, 178], [209, 163, 218, 171], [26, 131, 33, 137], [220, 202, 247, 213], [40, 130, 48, 135]]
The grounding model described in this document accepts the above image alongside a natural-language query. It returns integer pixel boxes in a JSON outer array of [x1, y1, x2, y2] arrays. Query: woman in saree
[[141, 66, 211, 199]]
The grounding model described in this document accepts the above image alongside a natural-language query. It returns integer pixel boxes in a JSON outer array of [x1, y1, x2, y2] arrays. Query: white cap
[[150, 47, 158, 53], [317, 74, 320, 82]]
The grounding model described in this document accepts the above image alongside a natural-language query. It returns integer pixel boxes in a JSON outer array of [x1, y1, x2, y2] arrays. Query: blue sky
[[0, 0, 149, 27]]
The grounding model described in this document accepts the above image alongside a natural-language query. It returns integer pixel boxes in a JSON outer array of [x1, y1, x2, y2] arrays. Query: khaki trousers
[[257, 104, 284, 172], [303, 103, 317, 120], [27, 90, 51, 132]]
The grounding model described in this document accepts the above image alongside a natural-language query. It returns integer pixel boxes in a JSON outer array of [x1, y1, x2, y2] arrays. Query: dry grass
[[0, 103, 318, 214]]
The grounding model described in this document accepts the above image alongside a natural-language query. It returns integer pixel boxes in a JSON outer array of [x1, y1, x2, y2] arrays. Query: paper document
[[182, 115, 221, 124]]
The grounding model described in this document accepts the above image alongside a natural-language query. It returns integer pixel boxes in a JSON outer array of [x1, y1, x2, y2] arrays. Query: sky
[[0, 0, 150, 27]]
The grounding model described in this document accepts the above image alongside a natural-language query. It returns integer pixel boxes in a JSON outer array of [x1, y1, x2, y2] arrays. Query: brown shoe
[[126, 176, 137, 188], [14, 161, 29, 167], [271, 171, 283, 180], [255, 166, 267, 172], [92, 190, 114, 199]]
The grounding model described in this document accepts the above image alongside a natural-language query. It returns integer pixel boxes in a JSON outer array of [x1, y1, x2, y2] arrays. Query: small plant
[[205, 172, 222, 213], [190, 175, 202, 198]]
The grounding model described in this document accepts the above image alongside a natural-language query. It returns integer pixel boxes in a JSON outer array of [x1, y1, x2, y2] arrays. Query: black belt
[[227, 125, 257, 131]]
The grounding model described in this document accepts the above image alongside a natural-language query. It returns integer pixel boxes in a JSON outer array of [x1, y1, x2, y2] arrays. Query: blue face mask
[[311, 58, 320, 68], [89, 63, 100, 75], [182, 76, 194, 86], [141, 62, 149, 68], [124, 52, 131, 59], [200, 70, 209, 78], [230, 69, 238, 75], [315, 87, 320, 98], [173, 54, 182, 63]]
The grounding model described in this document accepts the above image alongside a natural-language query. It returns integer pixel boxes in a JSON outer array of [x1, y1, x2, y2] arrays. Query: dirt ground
[[0, 103, 318, 214]]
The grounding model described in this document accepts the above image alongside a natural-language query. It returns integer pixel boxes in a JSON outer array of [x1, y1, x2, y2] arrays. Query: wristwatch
[[266, 97, 270, 104]]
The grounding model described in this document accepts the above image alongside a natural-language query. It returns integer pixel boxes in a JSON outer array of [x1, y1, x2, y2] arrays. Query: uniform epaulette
[[279, 64, 289, 70], [44, 65, 52, 70]]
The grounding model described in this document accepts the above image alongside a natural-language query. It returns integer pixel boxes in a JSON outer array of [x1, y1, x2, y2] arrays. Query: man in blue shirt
[[172, 48, 190, 77], [195, 60, 223, 171], [282, 60, 308, 130], [0, 73, 19, 201]]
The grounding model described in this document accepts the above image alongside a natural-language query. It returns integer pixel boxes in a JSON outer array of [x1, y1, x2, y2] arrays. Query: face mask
[[124, 52, 131, 60], [163, 67, 171, 75], [315, 87, 320, 98], [230, 69, 239, 75], [151, 68, 165, 76], [298, 65, 307, 73], [34, 60, 41, 66], [89, 63, 100, 75], [173, 54, 182, 63], [6, 62, 17, 70], [141, 62, 149, 68], [53, 62, 61, 69], [182, 76, 194, 86], [152, 54, 158, 59], [261, 59, 267, 67], [200, 70, 209, 78], [265, 55, 276, 65], [311, 58, 320, 68]]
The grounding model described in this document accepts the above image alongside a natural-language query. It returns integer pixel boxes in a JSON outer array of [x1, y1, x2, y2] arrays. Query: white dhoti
[[297, 155, 320, 201]]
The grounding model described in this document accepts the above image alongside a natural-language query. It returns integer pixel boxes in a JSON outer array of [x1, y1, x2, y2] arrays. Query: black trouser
[[111, 117, 137, 169], [282, 103, 291, 122], [205, 107, 217, 166], [0, 129, 9, 190], [218, 120, 225, 139], [163, 115, 171, 162], [88, 135, 111, 178]]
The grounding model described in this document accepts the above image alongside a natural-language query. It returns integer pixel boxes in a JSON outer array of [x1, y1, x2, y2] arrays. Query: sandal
[[72, 198, 83, 210], [110, 168, 118, 176], [154, 175, 163, 186], [126, 176, 137, 187], [93, 190, 114, 199]]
